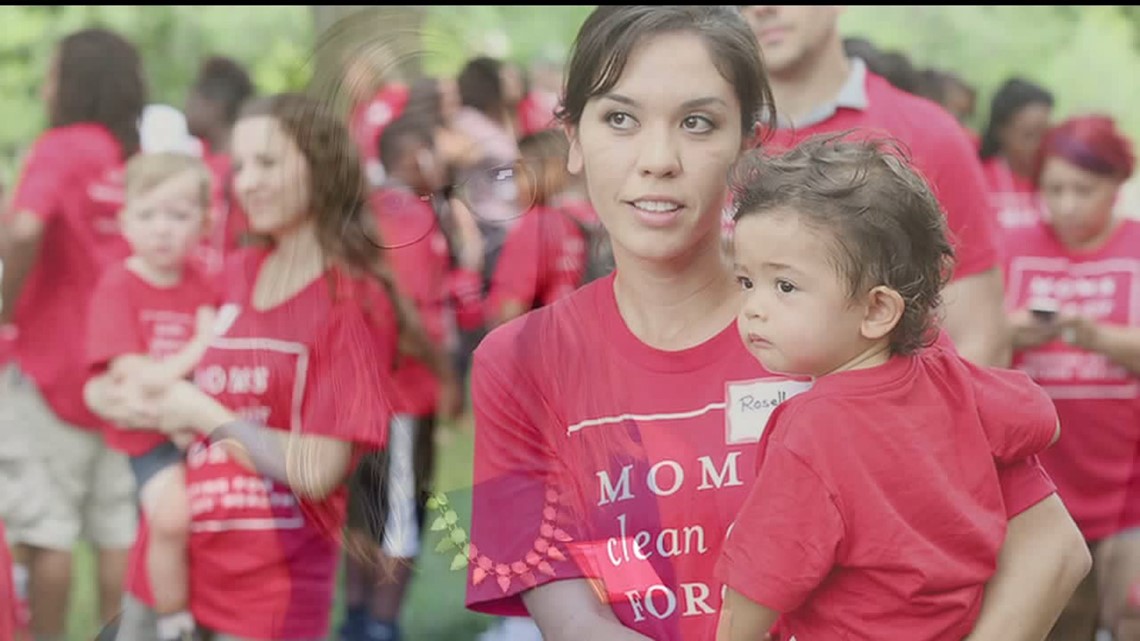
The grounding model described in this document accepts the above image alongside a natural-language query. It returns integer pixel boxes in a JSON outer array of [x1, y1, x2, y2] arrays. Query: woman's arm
[[521, 579, 654, 641], [208, 417, 354, 502], [965, 494, 1092, 641], [1064, 317, 1140, 376], [83, 371, 129, 425], [110, 379, 354, 501]]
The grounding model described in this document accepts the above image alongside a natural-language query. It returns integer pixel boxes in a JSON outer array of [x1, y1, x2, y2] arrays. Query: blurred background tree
[[3, 5, 1137, 176]]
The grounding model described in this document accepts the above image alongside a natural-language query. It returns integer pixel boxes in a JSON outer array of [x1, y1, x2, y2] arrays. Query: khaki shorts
[[0, 366, 137, 551]]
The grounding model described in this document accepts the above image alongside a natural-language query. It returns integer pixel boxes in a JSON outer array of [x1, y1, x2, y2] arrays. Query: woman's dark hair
[[731, 132, 956, 356], [979, 77, 1054, 161], [555, 5, 775, 138], [873, 51, 921, 95], [237, 93, 442, 376], [50, 28, 147, 158], [458, 56, 508, 124]]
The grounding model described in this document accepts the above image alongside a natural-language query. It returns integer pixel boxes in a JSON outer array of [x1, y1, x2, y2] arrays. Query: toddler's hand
[[170, 429, 198, 450]]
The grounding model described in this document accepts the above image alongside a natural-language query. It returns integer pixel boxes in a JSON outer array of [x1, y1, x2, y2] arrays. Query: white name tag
[[724, 377, 813, 445]]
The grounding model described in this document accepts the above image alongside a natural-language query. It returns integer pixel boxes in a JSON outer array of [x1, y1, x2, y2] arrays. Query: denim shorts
[[127, 440, 184, 490]]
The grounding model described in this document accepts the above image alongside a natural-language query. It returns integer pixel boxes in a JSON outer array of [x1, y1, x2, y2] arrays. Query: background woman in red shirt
[[0, 27, 146, 639], [93, 92, 440, 641], [1003, 114, 1140, 641]]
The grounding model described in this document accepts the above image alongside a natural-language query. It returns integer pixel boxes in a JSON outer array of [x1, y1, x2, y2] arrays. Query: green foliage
[[420, 5, 596, 75]]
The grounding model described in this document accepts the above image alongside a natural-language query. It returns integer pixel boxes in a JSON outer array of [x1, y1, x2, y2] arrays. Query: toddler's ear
[[861, 285, 904, 342]]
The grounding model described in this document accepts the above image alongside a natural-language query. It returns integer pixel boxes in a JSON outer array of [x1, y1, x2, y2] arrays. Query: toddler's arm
[[716, 590, 780, 641], [112, 306, 215, 391]]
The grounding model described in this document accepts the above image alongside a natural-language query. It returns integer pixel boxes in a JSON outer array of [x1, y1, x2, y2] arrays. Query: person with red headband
[[1002, 114, 1140, 641]]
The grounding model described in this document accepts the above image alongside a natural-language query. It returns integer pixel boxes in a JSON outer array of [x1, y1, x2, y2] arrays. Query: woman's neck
[[1004, 154, 1033, 181], [612, 231, 740, 352], [254, 220, 326, 311], [1059, 217, 1121, 255]]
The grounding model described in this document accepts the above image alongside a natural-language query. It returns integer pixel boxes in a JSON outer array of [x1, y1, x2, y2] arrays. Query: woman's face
[[567, 31, 744, 267], [1039, 155, 1120, 250], [999, 102, 1052, 175], [231, 115, 312, 238]]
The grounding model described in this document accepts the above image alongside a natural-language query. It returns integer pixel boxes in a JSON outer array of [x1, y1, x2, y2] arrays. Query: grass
[[64, 419, 500, 641]]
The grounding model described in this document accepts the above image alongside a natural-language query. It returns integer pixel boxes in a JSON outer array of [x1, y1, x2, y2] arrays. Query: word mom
[[596, 451, 744, 507]]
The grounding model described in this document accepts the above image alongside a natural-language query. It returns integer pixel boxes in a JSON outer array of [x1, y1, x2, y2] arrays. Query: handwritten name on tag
[[725, 378, 813, 445]]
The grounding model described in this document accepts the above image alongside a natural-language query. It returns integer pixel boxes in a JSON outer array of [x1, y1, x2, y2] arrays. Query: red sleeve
[[717, 437, 844, 613], [919, 121, 1001, 280], [997, 456, 1057, 518], [85, 268, 144, 371], [971, 364, 1059, 464], [465, 327, 587, 616], [298, 298, 396, 449], [488, 213, 543, 315], [10, 131, 69, 221], [928, 336, 1058, 516]]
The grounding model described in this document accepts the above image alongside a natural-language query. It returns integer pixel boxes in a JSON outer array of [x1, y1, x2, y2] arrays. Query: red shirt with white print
[[487, 203, 588, 315], [717, 345, 1058, 641], [982, 156, 1045, 234], [1003, 219, 1140, 541], [465, 273, 1058, 641], [127, 248, 397, 639], [759, 71, 1001, 282], [85, 260, 219, 456], [7, 123, 131, 429]]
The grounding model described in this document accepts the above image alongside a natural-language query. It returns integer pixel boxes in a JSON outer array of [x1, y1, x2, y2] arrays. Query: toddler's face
[[122, 171, 207, 273], [732, 208, 868, 378]]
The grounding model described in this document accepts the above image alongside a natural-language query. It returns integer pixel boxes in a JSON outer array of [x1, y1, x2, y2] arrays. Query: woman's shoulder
[[474, 278, 609, 375], [23, 123, 121, 172]]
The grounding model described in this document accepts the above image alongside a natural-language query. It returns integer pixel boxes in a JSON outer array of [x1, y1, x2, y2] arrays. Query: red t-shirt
[[85, 261, 219, 455], [193, 146, 249, 277], [488, 204, 588, 315], [350, 85, 410, 183], [965, 127, 982, 151], [127, 248, 399, 638], [516, 90, 559, 138], [982, 156, 1045, 235], [7, 123, 131, 429], [716, 346, 1058, 640], [370, 186, 453, 417], [1003, 219, 1140, 541], [759, 71, 1001, 282], [465, 272, 1058, 640]]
